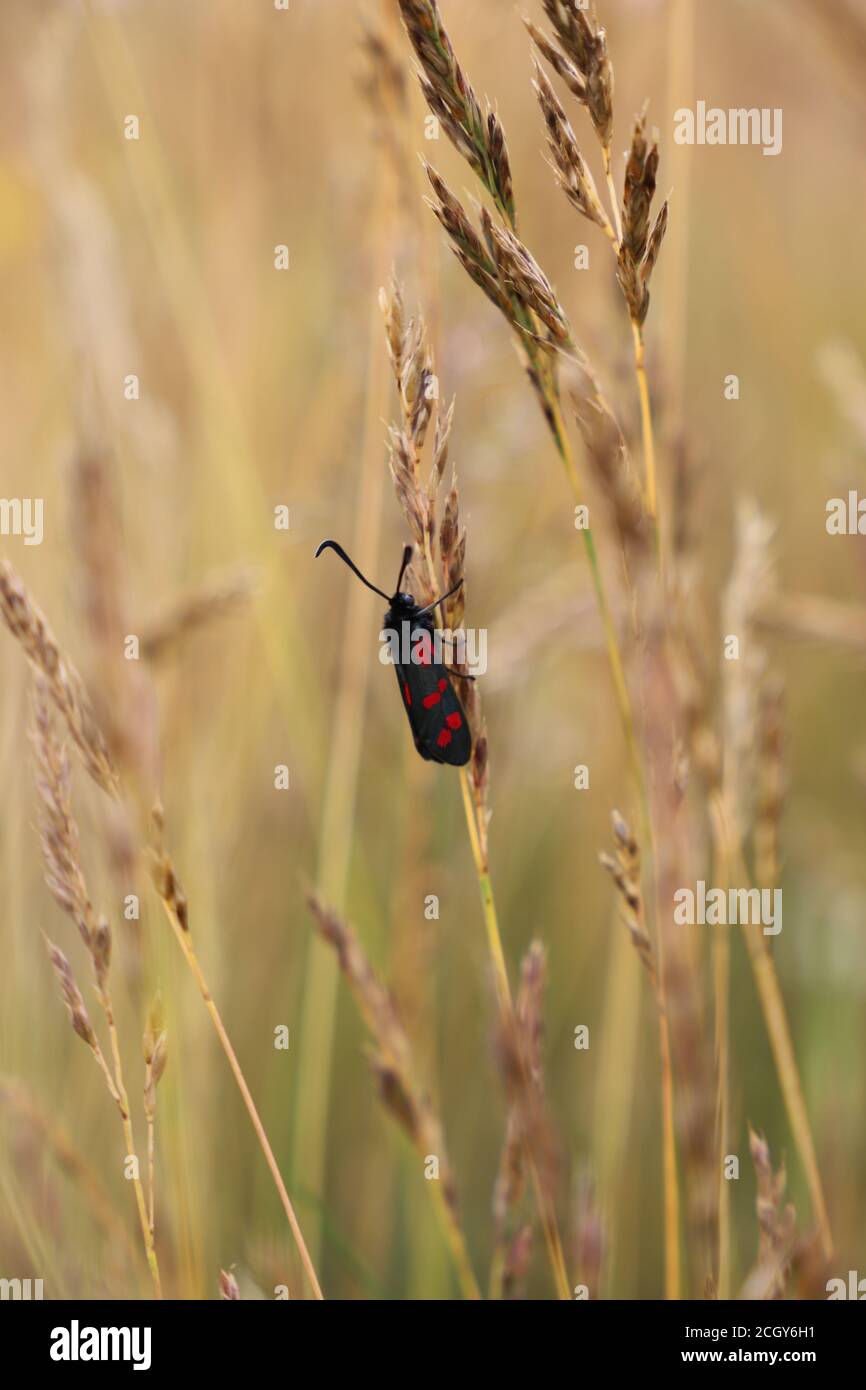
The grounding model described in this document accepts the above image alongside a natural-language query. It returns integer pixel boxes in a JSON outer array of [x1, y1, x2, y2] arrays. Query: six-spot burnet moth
[[315, 539, 472, 767]]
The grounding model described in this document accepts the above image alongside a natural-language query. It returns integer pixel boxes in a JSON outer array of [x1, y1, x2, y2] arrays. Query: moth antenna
[[416, 578, 463, 618], [315, 540, 391, 602], [395, 544, 413, 593]]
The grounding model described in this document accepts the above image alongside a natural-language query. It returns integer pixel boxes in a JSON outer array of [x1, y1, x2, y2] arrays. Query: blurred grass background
[[0, 0, 865, 1299]]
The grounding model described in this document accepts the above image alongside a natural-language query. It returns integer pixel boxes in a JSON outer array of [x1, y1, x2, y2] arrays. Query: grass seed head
[[539, 0, 614, 150], [399, 0, 516, 222], [218, 1268, 241, 1300], [45, 938, 96, 1049], [532, 63, 610, 232], [1, 561, 119, 798]]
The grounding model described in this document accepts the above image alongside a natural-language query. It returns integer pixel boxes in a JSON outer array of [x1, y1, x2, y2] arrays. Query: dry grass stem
[[30, 679, 161, 1296], [753, 680, 785, 890], [358, 8, 412, 201], [139, 567, 259, 663], [148, 809, 324, 1300], [307, 892, 481, 1300], [601, 809, 681, 1299], [142, 993, 167, 1243], [490, 944, 560, 1298], [756, 591, 866, 651]]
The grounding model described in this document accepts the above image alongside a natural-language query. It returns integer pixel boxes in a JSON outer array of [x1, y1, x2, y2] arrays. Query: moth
[[315, 540, 472, 766]]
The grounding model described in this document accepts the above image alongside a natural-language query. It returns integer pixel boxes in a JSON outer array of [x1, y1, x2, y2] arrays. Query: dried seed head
[[370, 1055, 421, 1144], [394, 307, 436, 452], [144, 1026, 168, 1114], [532, 64, 610, 233], [30, 679, 97, 950], [45, 938, 96, 1048], [516, 942, 547, 1089], [524, 18, 587, 103], [575, 1171, 605, 1300], [488, 218, 573, 345], [424, 164, 509, 315], [92, 917, 112, 988], [143, 992, 165, 1066], [428, 396, 454, 500], [616, 111, 666, 326], [539, 0, 614, 149], [399, 0, 516, 222], [502, 1223, 533, 1299], [621, 111, 653, 257], [611, 806, 631, 849], [494, 941, 559, 1210], [379, 277, 405, 383], [148, 807, 190, 932], [308, 891, 467, 1238], [567, 364, 648, 554], [492, 1111, 526, 1233], [387, 426, 428, 547], [642, 198, 669, 285], [218, 1268, 241, 1300], [439, 490, 456, 561], [151, 1032, 168, 1087], [144, 990, 168, 1113], [1, 561, 119, 798], [438, 472, 466, 629], [600, 810, 654, 981], [486, 108, 515, 224], [741, 1126, 796, 1300]]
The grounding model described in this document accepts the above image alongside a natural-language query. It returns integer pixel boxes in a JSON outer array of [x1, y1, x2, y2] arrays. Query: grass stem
[[631, 321, 658, 525], [457, 770, 571, 1301], [157, 898, 324, 1299]]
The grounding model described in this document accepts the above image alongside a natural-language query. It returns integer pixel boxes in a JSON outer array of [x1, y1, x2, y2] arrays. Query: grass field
[[1, 0, 865, 1301]]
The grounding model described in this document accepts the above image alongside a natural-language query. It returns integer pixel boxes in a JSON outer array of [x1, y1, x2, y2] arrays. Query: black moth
[[315, 540, 472, 767]]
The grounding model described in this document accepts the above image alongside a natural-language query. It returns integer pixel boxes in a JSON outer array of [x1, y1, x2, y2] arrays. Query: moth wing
[[395, 646, 471, 767], [394, 660, 435, 762]]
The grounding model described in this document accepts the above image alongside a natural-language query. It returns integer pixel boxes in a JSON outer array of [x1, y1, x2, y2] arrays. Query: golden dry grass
[[0, 0, 865, 1301]]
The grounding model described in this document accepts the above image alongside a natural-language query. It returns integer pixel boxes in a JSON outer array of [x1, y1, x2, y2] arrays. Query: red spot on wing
[[438, 678, 447, 692], [422, 692, 441, 709], [403, 682, 411, 707], [436, 727, 453, 749], [445, 712, 462, 730], [416, 635, 432, 666]]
